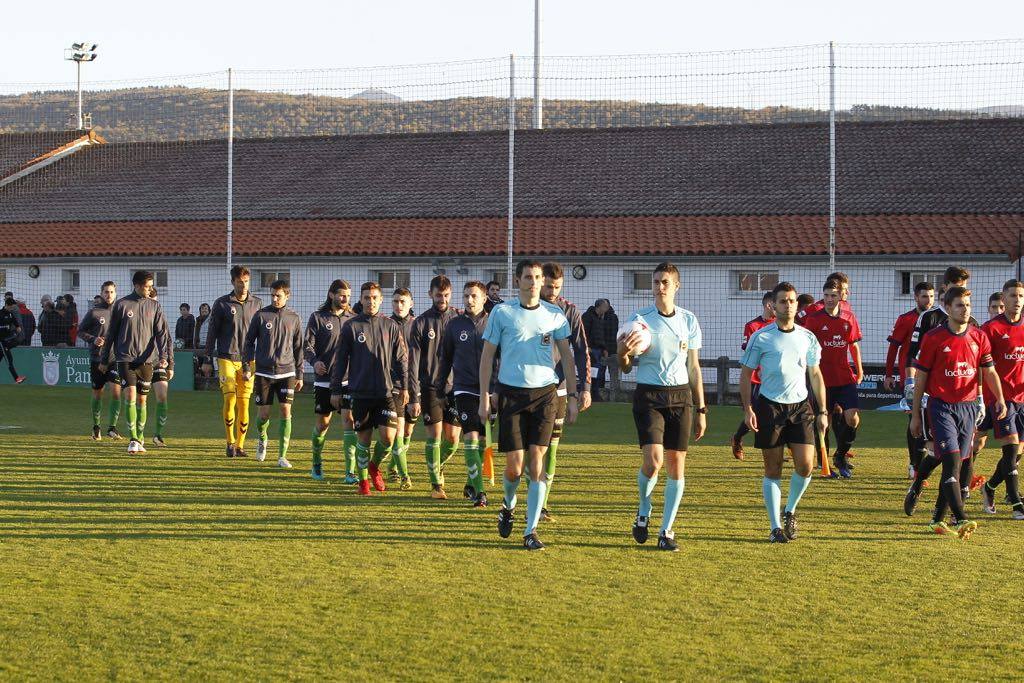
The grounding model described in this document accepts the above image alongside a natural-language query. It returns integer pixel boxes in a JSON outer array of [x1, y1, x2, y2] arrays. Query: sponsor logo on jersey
[[823, 334, 847, 348], [1005, 346, 1024, 362], [945, 361, 976, 378]]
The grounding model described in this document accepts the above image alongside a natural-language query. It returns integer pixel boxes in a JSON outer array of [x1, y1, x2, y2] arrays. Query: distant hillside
[[0, 86, 1011, 143]]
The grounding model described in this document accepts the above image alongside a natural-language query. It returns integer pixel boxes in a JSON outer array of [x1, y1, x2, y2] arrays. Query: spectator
[[64, 293, 79, 346], [484, 280, 504, 313], [38, 300, 66, 347], [582, 298, 620, 401], [175, 303, 196, 350], [92, 295, 103, 309], [194, 303, 212, 374], [16, 300, 35, 346]]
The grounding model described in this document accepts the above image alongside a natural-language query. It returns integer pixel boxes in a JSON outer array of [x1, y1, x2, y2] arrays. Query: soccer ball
[[616, 320, 652, 356]]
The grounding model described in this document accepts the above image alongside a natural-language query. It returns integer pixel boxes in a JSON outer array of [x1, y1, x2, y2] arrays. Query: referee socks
[[763, 477, 782, 531], [637, 470, 659, 518]]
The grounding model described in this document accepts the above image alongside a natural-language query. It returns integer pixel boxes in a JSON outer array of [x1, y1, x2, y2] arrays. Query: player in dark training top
[[78, 281, 122, 440], [389, 288, 416, 489]]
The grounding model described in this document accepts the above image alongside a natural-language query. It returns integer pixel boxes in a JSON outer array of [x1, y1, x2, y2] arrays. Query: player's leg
[[276, 380, 295, 468], [152, 378, 168, 446], [133, 365, 153, 452], [234, 362, 255, 456], [89, 365, 105, 439], [521, 388, 557, 549], [762, 445, 786, 542], [342, 399, 358, 484], [106, 380, 123, 439], [832, 383, 860, 476], [423, 408, 444, 495], [982, 403, 1024, 517], [118, 363, 140, 450], [367, 397, 398, 492], [439, 398, 462, 478], [541, 393, 567, 519], [497, 390, 525, 538], [657, 397, 693, 549], [217, 359, 238, 456], [254, 378, 273, 462], [388, 410, 404, 482], [1, 342, 21, 382], [456, 394, 485, 503], [350, 399, 377, 494], [905, 402, 942, 515], [310, 388, 333, 480], [396, 407, 415, 489], [732, 385, 757, 459]]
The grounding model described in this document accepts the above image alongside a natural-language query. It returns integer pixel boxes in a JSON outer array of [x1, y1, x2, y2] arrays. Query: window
[[488, 270, 508, 290], [140, 269, 169, 288], [0, 268, 6, 290], [259, 270, 290, 289], [62, 269, 80, 292], [900, 271, 944, 296], [734, 270, 779, 295], [627, 270, 650, 294], [375, 270, 410, 290]]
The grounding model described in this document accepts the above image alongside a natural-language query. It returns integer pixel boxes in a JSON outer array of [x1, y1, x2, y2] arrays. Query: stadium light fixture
[[64, 42, 99, 130]]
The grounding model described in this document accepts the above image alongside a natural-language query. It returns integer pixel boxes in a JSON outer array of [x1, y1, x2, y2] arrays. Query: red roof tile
[[1, 214, 1020, 260]]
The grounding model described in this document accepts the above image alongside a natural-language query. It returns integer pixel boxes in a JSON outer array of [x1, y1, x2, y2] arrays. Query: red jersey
[[797, 299, 852, 325], [742, 315, 773, 384], [981, 314, 1024, 404], [802, 308, 862, 387], [887, 309, 920, 377], [914, 324, 993, 403]]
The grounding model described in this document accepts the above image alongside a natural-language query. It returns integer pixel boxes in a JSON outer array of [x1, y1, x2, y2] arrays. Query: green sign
[[0, 347, 194, 391]]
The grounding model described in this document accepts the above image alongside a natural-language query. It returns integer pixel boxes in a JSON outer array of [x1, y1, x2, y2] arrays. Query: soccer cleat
[[358, 479, 372, 496], [343, 473, 359, 485], [838, 466, 853, 479], [980, 485, 996, 514], [92, 426, 102, 441], [540, 507, 555, 522], [783, 511, 798, 540], [730, 435, 745, 460], [107, 426, 123, 440], [497, 506, 514, 538], [235, 448, 249, 459], [310, 463, 324, 481], [961, 488, 971, 505], [127, 439, 139, 454], [255, 438, 267, 462], [1012, 507, 1024, 520], [657, 531, 679, 552], [135, 441, 147, 454], [225, 444, 236, 458], [389, 468, 401, 483], [277, 456, 292, 469], [14, 375, 26, 384], [463, 484, 476, 500], [928, 521, 953, 535], [368, 462, 386, 492], [951, 520, 978, 540], [523, 532, 545, 551], [430, 484, 447, 500], [769, 528, 789, 543], [473, 492, 488, 508], [632, 515, 650, 544], [152, 436, 166, 448], [908, 464, 916, 480], [400, 476, 413, 491], [969, 475, 986, 492], [904, 486, 920, 516]]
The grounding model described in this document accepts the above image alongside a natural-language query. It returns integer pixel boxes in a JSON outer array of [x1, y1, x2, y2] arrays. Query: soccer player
[[979, 280, 1024, 520], [147, 286, 174, 447], [330, 282, 408, 496], [438, 281, 495, 507], [79, 281, 122, 439], [731, 291, 775, 460], [388, 287, 416, 489], [204, 266, 263, 458], [619, 262, 706, 551], [0, 297, 26, 384], [883, 282, 935, 479], [802, 277, 864, 477], [477, 259, 579, 551], [740, 282, 827, 543], [907, 286, 1005, 539], [538, 262, 592, 521], [242, 280, 304, 469], [796, 271, 854, 323], [796, 294, 815, 317], [305, 279, 355, 481], [98, 270, 170, 454], [408, 275, 461, 500], [972, 291, 1010, 459], [484, 280, 504, 313]]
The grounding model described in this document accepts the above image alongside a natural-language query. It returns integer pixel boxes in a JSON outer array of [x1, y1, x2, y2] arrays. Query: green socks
[[136, 403, 147, 440], [107, 397, 120, 429], [91, 397, 102, 427], [371, 439, 390, 466], [464, 440, 484, 494], [311, 427, 328, 467], [125, 401, 138, 440], [278, 417, 292, 460], [425, 439, 441, 485], [257, 416, 270, 441], [343, 429, 357, 475], [155, 401, 168, 438], [439, 438, 458, 468], [355, 441, 370, 481], [543, 438, 559, 508], [394, 434, 410, 478]]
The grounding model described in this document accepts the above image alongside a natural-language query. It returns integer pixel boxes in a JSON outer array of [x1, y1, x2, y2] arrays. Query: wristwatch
[[816, 410, 827, 416], [567, 391, 580, 399], [696, 406, 708, 414]]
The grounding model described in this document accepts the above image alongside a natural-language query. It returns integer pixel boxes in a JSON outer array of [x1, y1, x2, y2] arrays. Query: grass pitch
[[0, 385, 1022, 681]]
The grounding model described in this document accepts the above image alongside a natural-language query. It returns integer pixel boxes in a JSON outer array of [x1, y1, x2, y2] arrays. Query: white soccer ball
[[617, 319, 652, 356]]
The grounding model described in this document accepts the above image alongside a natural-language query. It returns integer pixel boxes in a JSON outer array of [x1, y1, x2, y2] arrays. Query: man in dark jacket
[[38, 300, 65, 347], [175, 304, 196, 350], [583, 299, 619, 401], [1, 297, 26, 383], [17, 301, 35, 346]]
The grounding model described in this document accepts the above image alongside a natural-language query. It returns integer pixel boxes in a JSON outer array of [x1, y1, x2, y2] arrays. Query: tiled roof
[[2, 119, 1023, 222], [0, 214, 1019, 260], [0, 130, 87, 180]]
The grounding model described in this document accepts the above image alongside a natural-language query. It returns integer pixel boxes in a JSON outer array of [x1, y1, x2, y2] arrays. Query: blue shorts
[[924, 397, 979, 461], [979, 400, 1024, 439], [826, 383, 859, 412]]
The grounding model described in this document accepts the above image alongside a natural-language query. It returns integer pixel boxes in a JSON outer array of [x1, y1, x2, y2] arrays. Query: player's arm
[[304, 314, 323, 374], [99, 303, 123, 370], [78, 310, 97, 345], [554, 337, 579, 425], [406, 320, 422, 411], [909, 368, 929, 437], [807, 364, 828, 433], [617, 330, 641, 373], [329, 325, 352, 408], [740, 365, 757, 432], [392, 322, 408, 406], [241, 316, 258, 379], [567, 306, 592, 407], [154, 309, 170, 368], [437, 327, 455, 397], [850, 340, 863, 384], [884, 340, 901, 390], [981, 365, 1006, 418], [477, 340, 498, 426], [292, 316, 304, 392], [904, 311, 932, 383], [686, 348, 706, 440]]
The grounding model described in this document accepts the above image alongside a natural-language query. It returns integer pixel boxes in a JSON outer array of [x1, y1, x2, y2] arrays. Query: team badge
[[541, 332, 551, 346], [126, 310, 134, 318], [230, 308, 236, 315], [461, 412, 468, 421], [254, 395, 262, 404], [459, 331, 469, 342], [325, 322, 333, 330], [99, 317, 105, 325], [265, 322, 273, 329], [680, 341, 688, 351], [428, 329, 436, 340], [357, 333, 366, 343]]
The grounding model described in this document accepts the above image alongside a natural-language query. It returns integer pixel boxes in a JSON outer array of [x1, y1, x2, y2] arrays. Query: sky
[[2, 0, 1021, 85]]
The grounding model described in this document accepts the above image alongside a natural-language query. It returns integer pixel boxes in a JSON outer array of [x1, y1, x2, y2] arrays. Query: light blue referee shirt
[[740, 322, 821, 404], [483, 300, 570, 389], [632, 305, 703, 387]]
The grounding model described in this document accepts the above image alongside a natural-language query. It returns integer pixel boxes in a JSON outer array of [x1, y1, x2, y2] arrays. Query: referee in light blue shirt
[[478, 260, 579, 551], [740, 282, 828, 544], [618, 262, 707, 552]]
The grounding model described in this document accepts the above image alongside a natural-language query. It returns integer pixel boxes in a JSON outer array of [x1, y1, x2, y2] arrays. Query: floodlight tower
[[64, 42, 98, 130]]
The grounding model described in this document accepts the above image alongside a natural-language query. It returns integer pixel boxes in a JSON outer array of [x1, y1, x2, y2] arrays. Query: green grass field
[[1, 385, 1022, 681]]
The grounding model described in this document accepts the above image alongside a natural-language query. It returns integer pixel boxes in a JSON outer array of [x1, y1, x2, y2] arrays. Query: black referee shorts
[[754, 397, 814, 450], [633, 383, 693, 451], [497, 383, 557, 453]]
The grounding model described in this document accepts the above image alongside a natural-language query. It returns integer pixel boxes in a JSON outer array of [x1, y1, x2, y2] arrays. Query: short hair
[[797, 293, 816, 309], [3, 296, 14, 307], [542, 262, 564, 280], [825, 271, 850, 285], [179, 303, 190, 311], [392, 287, 412, 299], [230, 265, 250, 282], [486, 280, 501, 289], [990, 292, 1003, 304], [464, 280, 487, 294], [654, 262, 680, 281], [914, 281, 935, 295], [101, 281, 115, 290], [943, 266, 970, 285], [1002, 279, 1024, 292], [772, 282, 799, 301], [823, 277, 843, 292], [943, 285, 971, 307], [132, 270, 154, 286], [269, 279, 290, 295], [429, 275, 452, 292], [361, 281, 382, 295], [761, 291, 773, 304], [515, 260, 544, 278]]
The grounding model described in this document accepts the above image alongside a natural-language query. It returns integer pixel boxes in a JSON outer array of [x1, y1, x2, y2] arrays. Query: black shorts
[[117, 361, 153, 395], [351, 395, 399, 432], [754, 397, 815, 450], [420, 388, 459, 427], [90, 361, 117, 390], [826, 383, 859, 412], [314, 386, 350, 414], [454, 393, 485, 434], [497, 384, 557, 453], [253, 375, 296, 406], [633, 383, 693, 451], [152, 367, 169, 383]]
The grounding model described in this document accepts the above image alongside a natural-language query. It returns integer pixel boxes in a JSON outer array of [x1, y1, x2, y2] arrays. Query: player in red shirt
[[731, 291, 774, 460], [966, 292, 1007, 485], [802, 278, 863, 477], [906, 286, 1006, 539], [979, 280, 1024, 520], [884, 282, 936, 479], [796, 271, 853, 325]]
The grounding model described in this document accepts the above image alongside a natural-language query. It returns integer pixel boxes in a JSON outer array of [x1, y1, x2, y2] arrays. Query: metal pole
[[828, 41, 836, 271], [227, 68, 234, 271], [533, 0, 542, 129], [76, 60, 83, 130], [507, 55, 516, 294]]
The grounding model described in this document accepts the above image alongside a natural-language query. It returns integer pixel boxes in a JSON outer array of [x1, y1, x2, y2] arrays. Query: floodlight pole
[[828, 41, 837, 271], [227, 67, 234, 271], [533, 0, 542, 129], [76, 60, 83, 130], [508, 54, 516, 295]]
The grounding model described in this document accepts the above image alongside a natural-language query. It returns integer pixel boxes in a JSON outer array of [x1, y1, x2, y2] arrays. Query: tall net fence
[[1, 40, 1021, 401]]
